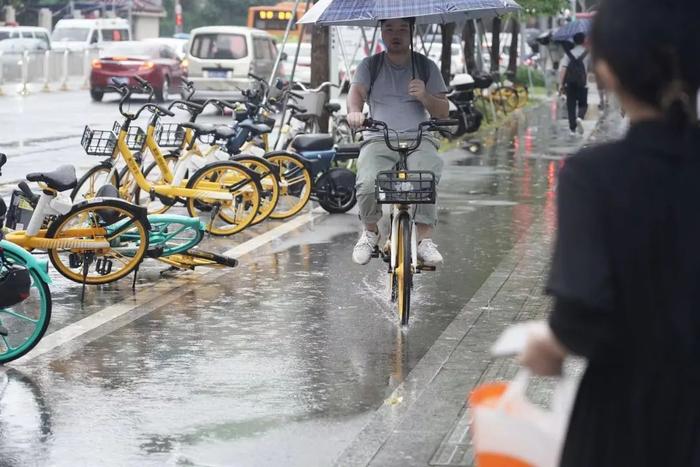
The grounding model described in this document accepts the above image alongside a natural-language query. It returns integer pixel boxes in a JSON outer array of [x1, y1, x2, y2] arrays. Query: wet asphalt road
[[0, 90, 594, 466]]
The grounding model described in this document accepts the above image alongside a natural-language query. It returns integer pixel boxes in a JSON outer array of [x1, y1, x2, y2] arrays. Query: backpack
[[563, 48, 589, 87], [367, 51, 432, 99]]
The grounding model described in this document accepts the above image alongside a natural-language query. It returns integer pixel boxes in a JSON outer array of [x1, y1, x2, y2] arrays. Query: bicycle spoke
[[0, 309, 39, 324]]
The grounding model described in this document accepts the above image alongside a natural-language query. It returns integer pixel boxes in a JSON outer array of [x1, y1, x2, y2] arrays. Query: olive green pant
[[355, 138, 444, 227]]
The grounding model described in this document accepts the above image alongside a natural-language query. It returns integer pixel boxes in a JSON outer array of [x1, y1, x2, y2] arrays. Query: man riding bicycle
[[347, 17, 449, 267]]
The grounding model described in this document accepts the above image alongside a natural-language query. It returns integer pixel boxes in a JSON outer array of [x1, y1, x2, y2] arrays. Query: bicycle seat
[[291, 134, 334, 152], [324, 102, 341, 114], [179, 122, 216, 135], [26, 165, 77, 192], [213, 126, 236, 140], [237, 120, 272, 135]]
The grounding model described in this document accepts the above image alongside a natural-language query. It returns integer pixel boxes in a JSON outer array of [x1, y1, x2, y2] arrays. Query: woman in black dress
[[521, 0, 700, 465]]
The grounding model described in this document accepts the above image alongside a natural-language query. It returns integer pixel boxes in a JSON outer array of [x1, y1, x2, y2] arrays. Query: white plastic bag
[[469, 322, 581, 467]]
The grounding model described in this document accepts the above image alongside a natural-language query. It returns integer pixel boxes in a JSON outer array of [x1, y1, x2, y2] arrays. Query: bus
[[247, 2, 308, 37]]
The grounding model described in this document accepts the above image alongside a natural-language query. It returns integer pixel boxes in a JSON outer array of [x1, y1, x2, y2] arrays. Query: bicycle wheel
[[394, 215, 412, 326], [264, 151, 313, 220], [232, 154, 280, 225], [70, 163, 118, 202], [145, 215, 204, 256], [0, 248, 51, 364], [46, 201, 149, 284], [185, 161, 261, 236], [133, 155, 179, 214]]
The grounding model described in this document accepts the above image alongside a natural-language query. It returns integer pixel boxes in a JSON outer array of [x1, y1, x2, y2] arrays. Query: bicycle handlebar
[[167, 99, 204, 114], [361, 118, 459, 153], [111, 79, 175, 120]]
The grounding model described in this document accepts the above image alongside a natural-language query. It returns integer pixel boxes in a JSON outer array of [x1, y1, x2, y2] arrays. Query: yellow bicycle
[[78, 79, 262, 236]]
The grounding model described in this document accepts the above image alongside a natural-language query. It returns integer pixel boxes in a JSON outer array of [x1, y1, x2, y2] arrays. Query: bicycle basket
[[81, 126, 117, 156], [375, 171, 436, 205], [112, 121, 147, 151], [289, 90, 327, 118], [156, 123, 185, 148], [5, 189, 35, 230]]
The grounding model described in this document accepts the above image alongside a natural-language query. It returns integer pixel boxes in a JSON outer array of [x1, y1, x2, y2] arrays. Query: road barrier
[[0, 48, 101, 96]]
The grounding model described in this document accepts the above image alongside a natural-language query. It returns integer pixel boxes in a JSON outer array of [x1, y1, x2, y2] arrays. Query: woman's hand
[[519, 324, 568, 376]]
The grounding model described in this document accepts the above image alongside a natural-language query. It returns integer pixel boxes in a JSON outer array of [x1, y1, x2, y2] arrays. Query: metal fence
[[0, 48, 101, 94]]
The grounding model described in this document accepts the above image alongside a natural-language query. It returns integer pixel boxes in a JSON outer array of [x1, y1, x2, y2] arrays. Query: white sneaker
[[352, 229, 379, 265], [417, 239, 443, 267], [576, 117, 584, 134]]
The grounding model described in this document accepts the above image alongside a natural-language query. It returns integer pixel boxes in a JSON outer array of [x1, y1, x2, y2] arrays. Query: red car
[[90, 41, 186, 102]]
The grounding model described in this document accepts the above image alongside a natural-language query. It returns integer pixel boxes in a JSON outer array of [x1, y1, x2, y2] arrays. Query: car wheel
[[156, 77, 170, 102], [90, 89, 104, 102]]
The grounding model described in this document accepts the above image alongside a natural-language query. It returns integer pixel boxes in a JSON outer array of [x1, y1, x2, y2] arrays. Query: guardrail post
[[19, 50, 30, 96], [42, 50, 51, 92], [60, 49, 69, 91], [81, 49, 90, 89], [0, 51, 4, 96]]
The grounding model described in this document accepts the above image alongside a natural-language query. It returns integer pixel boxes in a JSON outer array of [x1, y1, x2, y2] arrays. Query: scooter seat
[[26, 165, 77, 192], [291, 134, 335, 152]]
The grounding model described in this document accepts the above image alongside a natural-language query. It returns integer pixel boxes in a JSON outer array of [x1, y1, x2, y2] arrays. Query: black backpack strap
[[563, 47, 576, 62], [413, 52, 432, 84], [367, 52, 385, 100]]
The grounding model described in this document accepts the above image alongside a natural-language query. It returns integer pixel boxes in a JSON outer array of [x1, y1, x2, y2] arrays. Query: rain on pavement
[[0, 91, 596, 466]]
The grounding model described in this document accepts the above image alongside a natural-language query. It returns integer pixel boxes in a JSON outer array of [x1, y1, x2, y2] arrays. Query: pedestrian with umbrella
[[298, 0, 521, 267]]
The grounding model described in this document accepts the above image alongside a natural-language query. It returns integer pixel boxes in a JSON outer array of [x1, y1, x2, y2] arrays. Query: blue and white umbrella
[[553, 18, 592, 43], [298, 0, 521, 26]]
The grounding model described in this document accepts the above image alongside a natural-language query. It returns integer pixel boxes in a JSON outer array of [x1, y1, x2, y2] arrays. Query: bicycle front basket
[[112, 121, 147, 151], [375, 170, 436, 205], [81, 126, 117, 156], [156, 123, 186, 148]]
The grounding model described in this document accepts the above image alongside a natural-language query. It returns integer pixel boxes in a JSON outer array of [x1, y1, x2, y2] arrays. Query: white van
[[51, 18, 131, 52], [185, 26, 281, 101], [0, 26, 51, 49]]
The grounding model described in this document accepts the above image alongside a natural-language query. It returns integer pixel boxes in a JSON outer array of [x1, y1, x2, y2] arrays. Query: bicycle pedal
[[417, 264, 437, 272], [0, 323, 7, 337]]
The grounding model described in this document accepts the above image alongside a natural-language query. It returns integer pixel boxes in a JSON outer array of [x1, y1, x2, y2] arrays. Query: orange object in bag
[[469, 370, 578, 467]]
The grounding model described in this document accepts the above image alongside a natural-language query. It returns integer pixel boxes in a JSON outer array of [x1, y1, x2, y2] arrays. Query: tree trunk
[[311, 25, 330, 132], [440, 23, 455, 84], [508, 18, 520, 76], [490, 16, 501, 73], [463, 20, 477, 75]]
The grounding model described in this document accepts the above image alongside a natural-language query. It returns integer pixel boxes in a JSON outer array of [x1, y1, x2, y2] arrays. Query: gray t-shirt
[[353, 53, 447, 136]]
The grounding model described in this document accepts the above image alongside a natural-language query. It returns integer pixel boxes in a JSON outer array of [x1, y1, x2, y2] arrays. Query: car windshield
[[52, 28, 90, 42], [101, 42, 157, 58], [190, 33, 247, 60], [102, 29, 129, 42]]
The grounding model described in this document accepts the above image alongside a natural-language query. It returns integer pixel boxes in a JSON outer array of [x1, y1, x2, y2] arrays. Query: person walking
[[521, 0, 700, 465], [559, 32, 590, 135], [346, 17, 449, 267]]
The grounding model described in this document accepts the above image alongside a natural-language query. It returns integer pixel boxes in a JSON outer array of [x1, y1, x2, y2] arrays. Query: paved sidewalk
[[335, 102, 625, 467]]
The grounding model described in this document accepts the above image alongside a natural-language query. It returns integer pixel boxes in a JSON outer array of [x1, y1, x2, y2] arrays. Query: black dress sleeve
[[546, 156, 615, 359]]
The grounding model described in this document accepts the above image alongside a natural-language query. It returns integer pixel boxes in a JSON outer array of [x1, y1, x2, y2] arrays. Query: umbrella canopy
[[298, 0, 521, 27], [553, 18, 592, 43]]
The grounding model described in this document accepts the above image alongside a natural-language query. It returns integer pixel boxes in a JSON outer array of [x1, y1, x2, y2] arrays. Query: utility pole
[[310, 25, 330, 132]]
